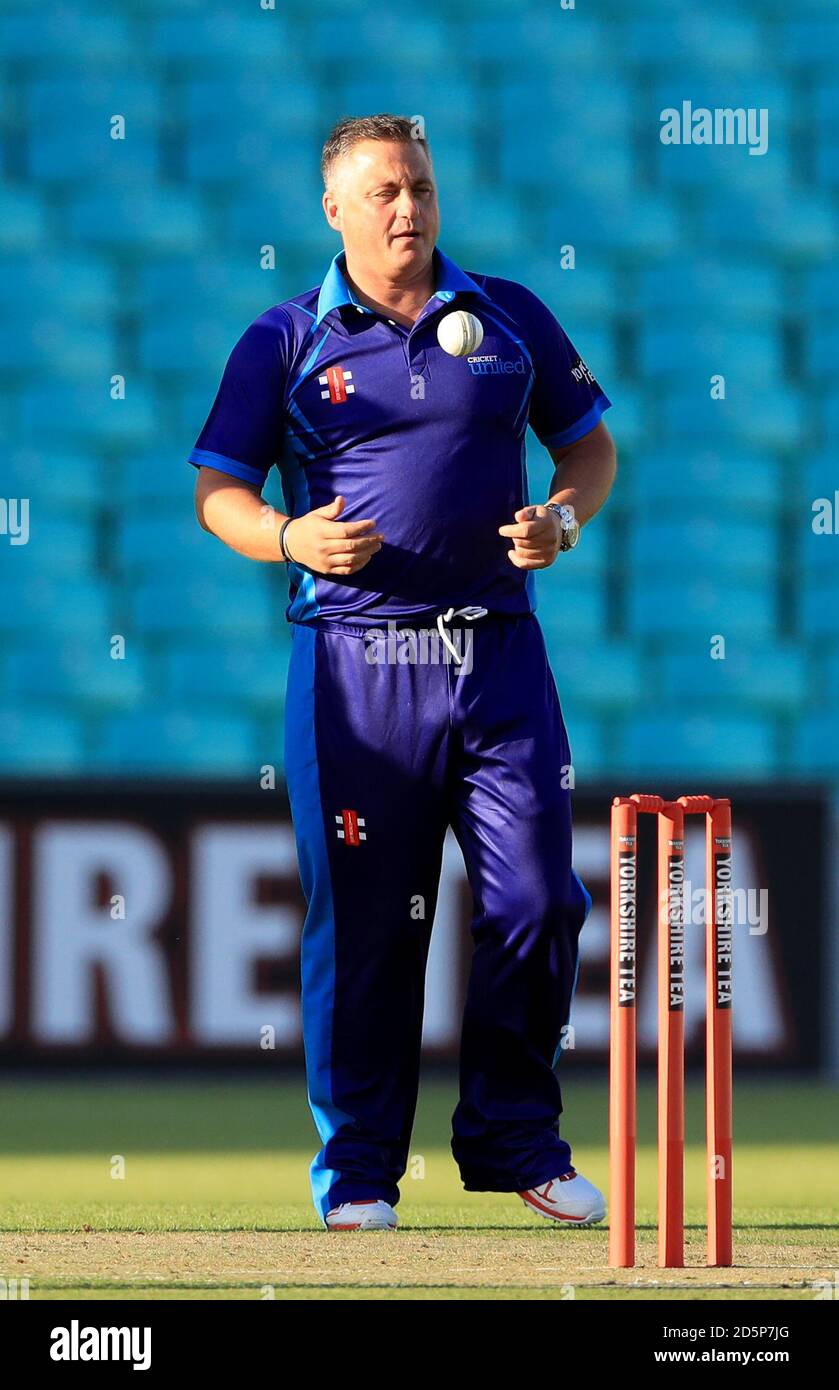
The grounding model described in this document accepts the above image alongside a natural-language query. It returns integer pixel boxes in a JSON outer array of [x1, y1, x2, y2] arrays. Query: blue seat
[[825, 391, 839, 441], [806, 323, 839, 376], [0, 513, 95, 575], [554, 710, 607, 779], [616, 713, 776, 779], [779, 20, 839, 67], [638, 325, 780, 382], [634, 262, 782, 323], [792, 714, 839, 776], [816, 143, 839, 186], [225, 186, 334, 255], [800, 264, 839, 316], [4, 449, 105, 511], [0, 317, 114, 373], [627, 578, 775, 638], [500, 132, 633, 197], [0, 576, 110, 636], [26, 77, 159, 180], [488, 257, 616, 321], [183, 78, 321, 137], [547, 641, 644, 712], [129, 577, 275, 639], [115, 516, 258, 579], [702, 191, 833, 258], [438, 189, 525, 260], [627, 516, 776, 579], [6, 642, 147, 708], [0, 708, 86, 772], [312, 14, 448, 67], [150, 12, 292, 62], [825, 647, 839, 700], [68, 188, 204, 253], [21, 381, 158, 446], [0, 11, 129, 61], [621, 446, 779, 511], [121, 450, 198, 505], [0, 252, 118, 316], [800, 575, 839, 635], [162, 641, 292, 707], [0, 187, 48, 251], [95, 709, 258, 776], [536, 577, 608, 640], [660, 386, 805, 449], [623, 17, 761, 68], [138, 312, 245, 373], [657, 642, 807, 711]]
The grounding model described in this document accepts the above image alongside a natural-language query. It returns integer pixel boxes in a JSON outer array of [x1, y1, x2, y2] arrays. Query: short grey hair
[[321, 114, 431, 188]]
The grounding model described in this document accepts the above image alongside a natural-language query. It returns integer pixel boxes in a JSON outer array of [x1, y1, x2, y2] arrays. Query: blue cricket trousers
[[283, 610, 591, 1220]]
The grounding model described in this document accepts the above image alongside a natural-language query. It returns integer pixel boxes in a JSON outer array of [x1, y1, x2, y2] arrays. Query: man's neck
[[343, 254, 437, 328]]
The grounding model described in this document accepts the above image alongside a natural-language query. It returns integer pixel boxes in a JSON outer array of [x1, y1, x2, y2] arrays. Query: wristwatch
[[546, 503, 580, 552]]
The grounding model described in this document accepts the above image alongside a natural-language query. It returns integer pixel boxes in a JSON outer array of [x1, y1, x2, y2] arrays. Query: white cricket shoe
[[517, 1168, 606, 1226], [325, 1199, 398, 1231]]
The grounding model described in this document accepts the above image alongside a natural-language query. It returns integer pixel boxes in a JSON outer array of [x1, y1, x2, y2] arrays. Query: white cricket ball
[[437, 310, 484, 357]]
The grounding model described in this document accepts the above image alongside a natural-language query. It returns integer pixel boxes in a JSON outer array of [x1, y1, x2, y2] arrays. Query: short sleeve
[[188, 309, 290, 487], [515, 286, 612, 449]]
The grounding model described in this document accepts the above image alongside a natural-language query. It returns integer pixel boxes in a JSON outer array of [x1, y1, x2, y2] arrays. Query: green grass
[[0, 1077, 836, 1300]]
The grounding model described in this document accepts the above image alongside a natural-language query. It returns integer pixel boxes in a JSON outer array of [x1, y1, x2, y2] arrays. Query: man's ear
[[322, 190, 342, 232]]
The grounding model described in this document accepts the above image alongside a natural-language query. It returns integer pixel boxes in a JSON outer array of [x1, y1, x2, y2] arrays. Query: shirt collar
[[315, 247, 489, 325]]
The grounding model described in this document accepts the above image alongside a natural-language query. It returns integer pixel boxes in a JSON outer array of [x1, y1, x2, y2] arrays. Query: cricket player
[[191, 115, 617, 1231]]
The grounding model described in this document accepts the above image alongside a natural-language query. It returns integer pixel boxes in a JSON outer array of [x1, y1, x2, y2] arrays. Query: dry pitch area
[[1, 1079, 836, 1301]]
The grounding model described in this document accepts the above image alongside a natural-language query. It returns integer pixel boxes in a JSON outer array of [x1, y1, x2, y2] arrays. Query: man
[[190, 115, 616, 1232]]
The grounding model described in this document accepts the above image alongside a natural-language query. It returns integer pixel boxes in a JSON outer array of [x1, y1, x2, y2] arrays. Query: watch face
[[563, 520, 581, 549]]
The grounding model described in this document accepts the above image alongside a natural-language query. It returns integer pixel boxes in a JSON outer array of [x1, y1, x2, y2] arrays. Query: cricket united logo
[[335, 809, 366, 846], [320, 365, 355, 404]]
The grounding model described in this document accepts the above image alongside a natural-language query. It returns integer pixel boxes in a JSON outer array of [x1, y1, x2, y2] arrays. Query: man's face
[[323, 139, 440, 280]]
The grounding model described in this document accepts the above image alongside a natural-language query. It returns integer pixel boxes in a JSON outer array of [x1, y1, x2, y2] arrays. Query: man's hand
[[284, 495, 384, 575], [498, 505, 563, 570]]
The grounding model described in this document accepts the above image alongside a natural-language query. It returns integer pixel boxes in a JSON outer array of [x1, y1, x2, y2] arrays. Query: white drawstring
[[435, 606, 488, 664]]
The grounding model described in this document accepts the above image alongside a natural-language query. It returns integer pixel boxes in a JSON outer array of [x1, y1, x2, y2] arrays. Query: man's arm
[[498, 420, 617, 569], [545, 418, 617, 525], [194, 466, 383, 574]]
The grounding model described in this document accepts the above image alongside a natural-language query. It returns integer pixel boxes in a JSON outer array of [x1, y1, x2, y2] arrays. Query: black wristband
[[279, 517, 296, 564]]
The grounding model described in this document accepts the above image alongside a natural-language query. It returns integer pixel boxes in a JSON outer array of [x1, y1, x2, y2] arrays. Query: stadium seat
[[21, 382, 159, 448], [149, 12, 292, 62], [128, 577, 275, 639], [95, 709, 259, 776], [615, 713, 776, 779], [633, 262, 783, 324], [547, 641, 644, 713], [622, 16, 762, 69], [0, 576, 111, 637], [619, 446, 779, 511], [800, 575, 839, 635], [627, 516, 776, 579], [638, 325, 781, 382], [0, 514, 95, 577], [68, 189, 204, 252], [656, 642, 807, 711], [536, 577, 608, 640], [626, 578, 776, 638], [6, 642, 147, 709], [115, 516, 259, 580], [0, 708, 86, 772], [791, 714, 839, 776], [161, 642, 292, 707], [660, 386, 806, 450]]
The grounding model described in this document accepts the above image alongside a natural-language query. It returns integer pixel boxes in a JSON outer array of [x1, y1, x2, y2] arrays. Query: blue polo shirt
[[189, 248, 612, 626]]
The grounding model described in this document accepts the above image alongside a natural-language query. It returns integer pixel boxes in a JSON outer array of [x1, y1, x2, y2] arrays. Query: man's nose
[[395, 190, 420, 219]]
